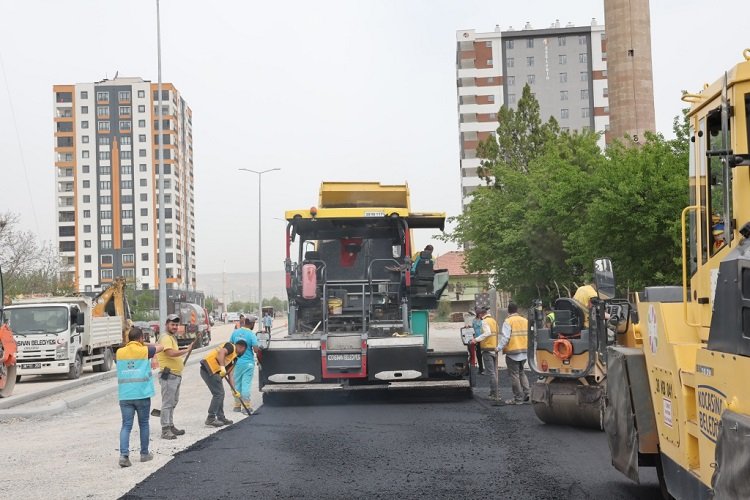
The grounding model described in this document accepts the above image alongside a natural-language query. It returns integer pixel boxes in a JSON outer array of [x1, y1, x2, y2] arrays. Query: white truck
[[6, 296, 124, 380]]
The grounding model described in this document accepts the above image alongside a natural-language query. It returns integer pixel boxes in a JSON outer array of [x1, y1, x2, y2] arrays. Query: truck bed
[[89, 316, 123, 348]]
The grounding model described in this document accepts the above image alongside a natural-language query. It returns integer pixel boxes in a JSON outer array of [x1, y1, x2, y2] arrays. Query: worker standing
[[116, 327, 164, 467], [199, 340, 246, 427], [262, 311, 273, 334], [497, 302, 530, 405], [470, 307, 499, 399], [230, 316, 261, 414], [234, 313, 245, 330], [469, 307, 485, 374], [156, 314, 193, 440]]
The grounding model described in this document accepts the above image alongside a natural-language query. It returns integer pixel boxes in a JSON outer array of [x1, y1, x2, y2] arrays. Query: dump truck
[[257, 182, 470, 399], [526, 258, 637, 429], [8, 279, 131, 380], [604, 49, 750, 498], [0, 265, 18, 397]]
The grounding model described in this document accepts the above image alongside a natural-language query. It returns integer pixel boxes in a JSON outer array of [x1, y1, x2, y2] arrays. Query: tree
[[205, 295, 218, 313]]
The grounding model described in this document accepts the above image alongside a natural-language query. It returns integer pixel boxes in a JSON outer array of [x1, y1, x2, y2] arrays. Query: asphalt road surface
[[124, 380, 661, 499]]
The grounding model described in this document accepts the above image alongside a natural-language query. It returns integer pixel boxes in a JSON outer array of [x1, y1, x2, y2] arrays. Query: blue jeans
[[234, 361, 254, 401], [119, 398, 151, 456]]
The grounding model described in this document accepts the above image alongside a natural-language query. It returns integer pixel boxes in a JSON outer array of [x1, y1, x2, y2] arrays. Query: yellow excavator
[[91, 277, 133, 347], [604, 49, 750, 498]]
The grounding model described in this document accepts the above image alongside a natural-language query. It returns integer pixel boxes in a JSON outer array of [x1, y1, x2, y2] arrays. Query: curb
[[0, 324, 285, 419]]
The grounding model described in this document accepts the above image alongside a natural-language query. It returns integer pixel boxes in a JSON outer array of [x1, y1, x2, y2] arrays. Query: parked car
[[133, 321, 156, 343]]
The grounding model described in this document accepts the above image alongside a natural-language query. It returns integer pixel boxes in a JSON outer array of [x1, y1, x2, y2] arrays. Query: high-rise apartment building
[[456, 20, 609, 207], [53, 77, 195, 292]]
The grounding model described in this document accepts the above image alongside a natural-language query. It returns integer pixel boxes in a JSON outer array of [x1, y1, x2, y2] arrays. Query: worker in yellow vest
[[199, 340, 247, 427], [470, 307, 500, 399], [497, 302, 530, 405]]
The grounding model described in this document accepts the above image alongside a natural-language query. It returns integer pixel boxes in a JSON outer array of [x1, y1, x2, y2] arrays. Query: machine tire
[[100, 348, 113, 372], [655, 454, 675, 500], [67, 352, 83, 380], [0, 365, 17, 398]]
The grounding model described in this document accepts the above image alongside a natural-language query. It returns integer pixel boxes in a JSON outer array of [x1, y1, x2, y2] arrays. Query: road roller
[[527, 258, 639, 429]]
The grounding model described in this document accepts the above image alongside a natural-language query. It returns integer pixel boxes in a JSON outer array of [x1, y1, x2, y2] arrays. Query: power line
[[0, 49, 39, 233]]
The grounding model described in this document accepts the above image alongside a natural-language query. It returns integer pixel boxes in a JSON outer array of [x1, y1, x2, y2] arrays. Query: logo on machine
[[697, 385, 726, 443], [647, 305, 658, 354]]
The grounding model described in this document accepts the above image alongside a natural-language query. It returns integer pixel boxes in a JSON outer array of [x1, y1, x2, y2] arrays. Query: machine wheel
[[655, 453, 675, 500], [67, 352, 83, 380], [100, 348, 113, 372], [0, 365, 17, 398], [531, 379, 605, 430]]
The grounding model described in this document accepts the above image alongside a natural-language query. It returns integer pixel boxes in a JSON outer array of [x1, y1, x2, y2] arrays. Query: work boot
[[161, 426, 177, 439], [217, 416, 234, 425], [119, 455, 132, 468], [523, 395, 530, 404], [140, 452, 154, 462], [170, 425, 185, 436], [205, 416, 225, 427]]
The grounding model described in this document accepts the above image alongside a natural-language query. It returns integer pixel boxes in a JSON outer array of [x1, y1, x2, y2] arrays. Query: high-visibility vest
[[201, 342, 238, 374], [116, 341, 154, 400], [479, 316, 499, 351], [503, 314, 529, 355]]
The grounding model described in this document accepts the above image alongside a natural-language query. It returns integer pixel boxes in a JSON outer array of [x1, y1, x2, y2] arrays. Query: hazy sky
[[1, 0, 748, 276]]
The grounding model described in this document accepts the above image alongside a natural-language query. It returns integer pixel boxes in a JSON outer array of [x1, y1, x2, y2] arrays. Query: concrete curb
[[0, 324, 285, 419]]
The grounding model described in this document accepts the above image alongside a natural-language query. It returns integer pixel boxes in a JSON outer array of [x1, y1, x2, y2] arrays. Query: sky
[[1, 0, 748, 277]]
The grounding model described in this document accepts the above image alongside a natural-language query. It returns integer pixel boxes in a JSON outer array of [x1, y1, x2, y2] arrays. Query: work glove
[[219, 366, 227, 378], [232, 390, 241, 399]]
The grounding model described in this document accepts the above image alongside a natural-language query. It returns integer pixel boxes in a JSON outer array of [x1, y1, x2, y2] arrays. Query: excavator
[[91, 277, 133, 348], [0, 264, 18, 397], [604, 49, 750, 498]]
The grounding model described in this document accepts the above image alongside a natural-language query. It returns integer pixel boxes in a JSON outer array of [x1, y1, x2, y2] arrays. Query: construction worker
[[262, 311, 273, 334], [712, 223, 725, 252], [544, 308, 555, 329], [234, 313, 245, 330], [470, 307, 499, 399], [116, 326, 164, 467], [199, 340, 246, 427], [230, 316, 261, 414], [155, 313, 193, 440], [467, 307, 485, 374], [411, 244, 434, 272], [573, 283, 598, 327], [497, 302, 530, 405]]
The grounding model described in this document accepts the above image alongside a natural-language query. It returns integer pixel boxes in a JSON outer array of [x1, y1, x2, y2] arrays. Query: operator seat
[[551, 297, 587, 337], [412, 251, 435, 294]]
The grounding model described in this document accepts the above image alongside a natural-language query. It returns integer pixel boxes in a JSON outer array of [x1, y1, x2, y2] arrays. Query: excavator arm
[[92, 277, 133, 344]]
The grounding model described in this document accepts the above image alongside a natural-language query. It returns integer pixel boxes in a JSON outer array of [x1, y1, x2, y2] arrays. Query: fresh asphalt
[[122, 374, 661, 499]]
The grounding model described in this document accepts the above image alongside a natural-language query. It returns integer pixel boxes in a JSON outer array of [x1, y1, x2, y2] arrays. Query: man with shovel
[[199, 340, 247, 426]]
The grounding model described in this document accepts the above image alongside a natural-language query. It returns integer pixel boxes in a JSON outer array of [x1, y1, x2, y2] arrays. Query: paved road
[[125, 383, 661, 499]]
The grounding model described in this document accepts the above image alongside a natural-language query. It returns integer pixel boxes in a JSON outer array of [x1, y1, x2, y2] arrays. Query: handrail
[[681, 205, 701, 327]]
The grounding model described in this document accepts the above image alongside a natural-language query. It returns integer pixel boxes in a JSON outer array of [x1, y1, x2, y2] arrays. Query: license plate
[[22, 363, 41, 369], [326, 353, 361, 368]]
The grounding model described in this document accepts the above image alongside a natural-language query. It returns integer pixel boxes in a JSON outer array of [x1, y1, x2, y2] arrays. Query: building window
[[84, 255, 91, 263], [579, 35, 587, 45], [98, 166, 111, 175], [83, 180, 90, 188], [82, 165, 90, 173], [122, 210, 133, 219], [581, 89, 589, 100], [119, 121, 131, 131], [97, 121, 110, 131], [604, 106, 609, 113], [84, 270, 92, 278], [118, 90, 131, 101], [121, 180, 133, 189], [559, 72, 567, 83], [96, 91, 108, 101], [582, 107, 590, 118], [101, 240, 112, 249], [139, 149, 147, 157], [526, 56, 534, 67], [558, 36, 566, 47], [84, 240, 92, 248], [526, 38, 534, 48], [123, 269, 135, 279], [83, 224, 91, 233], [119, 106, 131, 115], [138, 90, 145, 98], [96, 106, 109, 117], [82, 135, 89, 144], [139, 164, 147, 172], [101, 269, 113, 280], [138, 105, 145, 113], [142, 268, 150, 277], [99, 181, 111, 190], [602, 51, 607, 61], [561, 109, 569, 119], [121, 136, 132, 145], [141, 238, 149, 246], [82, 150, 89, 159], [98, 151, 110, 160], [100, 197, 111, 205], [140, 193, 148, 202], [580, 71, 588, 82], [81, 106, 89, 114], [121, 165, 132, 175], [122, 254, 135, 264], [507, 75, 515, 86], [559, 54, 567, 65], [579, 53, 588, 63], [560, 91, 568, 101], [83, 195, 90, 203], [80, 91, 88, 99], [603, 87, 608, 97], [486, 59, 493, 67], [140, 223, 149, 231], [139, 178, 147, 187], [139, 134, 146, 143], [83, 210, 90, 218], [138, 120, 146, 127], [527, 74, 535, 85], [507, 57, 514, 68], [508, 94, 516, 105], [140, 208, 148, 216], [121, 150, 132, 160], [506, 40, 513, 49], [602, 70, 608, 78], [98, 136, 110, 145], [101, 225, 112, 234]]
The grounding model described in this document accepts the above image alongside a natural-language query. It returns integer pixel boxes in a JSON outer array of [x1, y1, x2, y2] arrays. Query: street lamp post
[[156, 0, 167, 327], [238, 168, 280, 316]]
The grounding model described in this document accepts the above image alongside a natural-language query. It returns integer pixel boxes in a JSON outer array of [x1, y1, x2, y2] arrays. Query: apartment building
[[456, 20, 609, 207], [53, 77, 195, 292]]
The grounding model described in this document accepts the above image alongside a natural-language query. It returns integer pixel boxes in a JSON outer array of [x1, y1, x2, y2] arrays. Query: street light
[[156, 0, 167, 327], [238, 168, 280, 315]]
